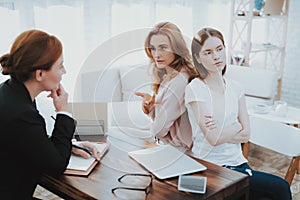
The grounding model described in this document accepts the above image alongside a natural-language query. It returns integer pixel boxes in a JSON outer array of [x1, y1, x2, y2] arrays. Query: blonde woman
[[136, 22, 198, 150]]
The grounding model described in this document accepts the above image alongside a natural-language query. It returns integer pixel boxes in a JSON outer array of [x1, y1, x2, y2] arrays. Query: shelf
[[250, 43, 283, 53], [234, 14, 287, 21], [229, 0, 289, 99]]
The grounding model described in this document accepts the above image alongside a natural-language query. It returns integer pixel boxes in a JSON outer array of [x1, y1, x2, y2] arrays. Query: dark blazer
[[0, 79, 75, 200]]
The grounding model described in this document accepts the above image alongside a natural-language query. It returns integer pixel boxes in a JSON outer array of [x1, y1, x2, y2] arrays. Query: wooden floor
[[34, 143, 300, 199]]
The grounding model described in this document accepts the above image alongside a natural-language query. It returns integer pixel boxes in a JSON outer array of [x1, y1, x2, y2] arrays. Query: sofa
[[76, 63, 155, 143], [79, 63, 278, 104], [78, 63, 153, 102], [34, 62, 279, 148], [76, 64, 278, 139], [225, 65, 278, 108]]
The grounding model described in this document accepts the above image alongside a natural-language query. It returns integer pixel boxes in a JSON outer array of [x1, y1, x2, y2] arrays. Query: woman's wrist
[[56, 111, 73, 118], [234, 122, 243, 132]]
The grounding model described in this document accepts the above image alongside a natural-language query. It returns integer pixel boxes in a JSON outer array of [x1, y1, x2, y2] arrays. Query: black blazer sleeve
[[14, 110, 75, 176]]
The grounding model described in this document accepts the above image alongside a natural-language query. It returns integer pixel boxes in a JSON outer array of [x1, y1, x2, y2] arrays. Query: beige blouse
[[148, 72, 193, 150]]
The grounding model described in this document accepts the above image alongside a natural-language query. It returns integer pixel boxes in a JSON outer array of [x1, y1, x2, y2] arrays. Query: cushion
[[80, 68, 122, 102], [225, 65, 278, 99], [119, 64, 153, 101], [108, 101, 151, 130], [107, 126, 154, 148]]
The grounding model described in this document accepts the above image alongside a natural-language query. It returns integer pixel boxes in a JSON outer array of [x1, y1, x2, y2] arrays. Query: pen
[[52, 116, 91, 155], [72, 144, 92, 155]]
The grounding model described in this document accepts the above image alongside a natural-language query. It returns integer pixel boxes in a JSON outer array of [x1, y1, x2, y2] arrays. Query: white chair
[[248, 116, 300, 185]]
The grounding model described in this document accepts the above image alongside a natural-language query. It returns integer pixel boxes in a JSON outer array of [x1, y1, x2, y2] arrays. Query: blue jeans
[[224, 163, 292, 200]]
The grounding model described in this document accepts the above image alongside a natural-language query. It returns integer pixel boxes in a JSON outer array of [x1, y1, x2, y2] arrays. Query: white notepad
[[65, 142, 109, 176], [67, 155, 95, 171], [128, 144, 206, 179]]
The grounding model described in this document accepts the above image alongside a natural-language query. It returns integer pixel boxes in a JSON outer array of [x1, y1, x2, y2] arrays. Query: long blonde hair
[[144, 22, 198, 94]]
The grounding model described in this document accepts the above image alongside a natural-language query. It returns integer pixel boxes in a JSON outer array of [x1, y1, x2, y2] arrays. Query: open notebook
[[128, 144, 206, 179], [64, 142, 109, 176]]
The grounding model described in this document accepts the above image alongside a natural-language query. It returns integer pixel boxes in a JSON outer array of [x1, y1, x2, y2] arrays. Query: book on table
[[128, 144, 206, 179], [64, 142, 109, 176]]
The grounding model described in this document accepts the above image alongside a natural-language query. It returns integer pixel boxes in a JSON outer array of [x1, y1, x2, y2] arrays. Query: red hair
[[0, 30, 62, 82]]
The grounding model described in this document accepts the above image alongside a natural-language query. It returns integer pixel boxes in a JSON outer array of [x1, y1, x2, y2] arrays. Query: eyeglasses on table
[[111, 173, 153, 195]]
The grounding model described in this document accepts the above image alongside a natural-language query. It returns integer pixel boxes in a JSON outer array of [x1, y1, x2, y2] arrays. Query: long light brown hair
[[191, 27, 227, 80], [144, 22, 198, 94], [0, 30, 62, 82]]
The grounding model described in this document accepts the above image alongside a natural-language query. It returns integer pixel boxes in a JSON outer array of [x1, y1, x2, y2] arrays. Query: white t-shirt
[[185, 77, 247, 166]]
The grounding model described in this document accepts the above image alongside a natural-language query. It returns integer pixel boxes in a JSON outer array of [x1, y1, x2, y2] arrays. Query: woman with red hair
[[0, 30, 98, 199]]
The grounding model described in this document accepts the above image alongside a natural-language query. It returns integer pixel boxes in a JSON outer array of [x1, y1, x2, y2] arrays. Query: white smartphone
[[178, 175, 207, 194]]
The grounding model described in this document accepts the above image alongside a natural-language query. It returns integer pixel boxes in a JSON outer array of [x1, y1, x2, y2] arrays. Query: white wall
[[281, 0, 300, 108]]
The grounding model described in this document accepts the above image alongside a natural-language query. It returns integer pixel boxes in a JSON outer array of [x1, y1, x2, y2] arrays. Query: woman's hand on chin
[[47, 84, 69, 112]]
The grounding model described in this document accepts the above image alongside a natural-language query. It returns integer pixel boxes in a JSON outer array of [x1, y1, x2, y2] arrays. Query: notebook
[[64, 142, 109, 176], [128, 144, 207, 179]]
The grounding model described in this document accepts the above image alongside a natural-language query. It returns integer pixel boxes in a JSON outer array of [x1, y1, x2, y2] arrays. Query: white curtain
[[0, 0, 238, 134], [1, 0, 300, 113], [0, 0, 231, 100]]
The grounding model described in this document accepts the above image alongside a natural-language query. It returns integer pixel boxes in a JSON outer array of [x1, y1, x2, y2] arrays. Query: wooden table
[[39, 135, 249, 200]]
